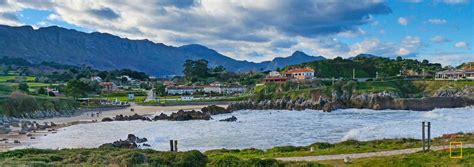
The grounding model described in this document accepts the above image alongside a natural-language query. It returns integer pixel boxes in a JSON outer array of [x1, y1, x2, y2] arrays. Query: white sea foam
[[17, 106, 474, 151]]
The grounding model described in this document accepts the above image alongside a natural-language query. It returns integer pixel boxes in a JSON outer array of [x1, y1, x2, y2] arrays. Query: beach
[[0, 104, 227, 151]]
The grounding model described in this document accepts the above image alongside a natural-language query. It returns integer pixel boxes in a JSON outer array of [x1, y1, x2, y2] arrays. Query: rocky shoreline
[[228, 87, 474, 112], [101, 105, 232, 122]]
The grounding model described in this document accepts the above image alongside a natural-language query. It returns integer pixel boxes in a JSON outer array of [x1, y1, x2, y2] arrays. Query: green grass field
[[205, 133, 474, 160], [105, 96, 146, 103], [0, 76, 36, 82], [1, 134, 471, 166], [317, 148, 473, 167]]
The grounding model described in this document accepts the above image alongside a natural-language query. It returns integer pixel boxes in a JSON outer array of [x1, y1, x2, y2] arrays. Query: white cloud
[[428, 19, 447, 25], [349, 36, 422, 58], [402, 36, 422, 49], [336, 28, 366, 38], [455, 41, 470, 49], [439, 0, 470, 5], [397, 48, 411, 56], [1, 0, 393, 62], [47, 14, 61, 21], [419, 52, 474, 66], [398, 17, 408, 26], [430, 36, 450, 43]]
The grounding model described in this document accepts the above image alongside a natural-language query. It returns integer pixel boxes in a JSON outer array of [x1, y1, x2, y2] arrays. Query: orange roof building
[[284, 68, 315, 80]]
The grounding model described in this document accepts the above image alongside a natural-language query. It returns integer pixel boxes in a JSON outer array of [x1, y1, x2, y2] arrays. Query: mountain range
[[0, 25, 325, 76]]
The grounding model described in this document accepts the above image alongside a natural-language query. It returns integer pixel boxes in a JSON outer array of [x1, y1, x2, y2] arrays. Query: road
[[277, 144, 473, 161]]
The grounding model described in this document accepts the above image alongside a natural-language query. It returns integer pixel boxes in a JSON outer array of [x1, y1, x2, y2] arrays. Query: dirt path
[[277, 144, 474, 161]]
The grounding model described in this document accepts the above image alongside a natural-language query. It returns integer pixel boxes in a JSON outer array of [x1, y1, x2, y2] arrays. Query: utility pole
[[422, 69, 425, 80], [352, 68, 355, 80], [422, 121, 431, 151]]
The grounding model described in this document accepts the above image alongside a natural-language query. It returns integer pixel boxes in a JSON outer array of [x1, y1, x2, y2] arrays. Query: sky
[[0, 0, 473, 66]]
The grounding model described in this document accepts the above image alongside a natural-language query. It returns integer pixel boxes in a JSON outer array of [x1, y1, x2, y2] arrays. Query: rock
[[26, 133, 32, 137], [127, 134, 148, 143], [99, 134, 149, 149], [142, 143, 151, 147], [166, 110, 211, 121], [201, 105, 231, 115], [101, 117, 114, 122], [344, 157, 352, 164], [152, 113, 169, 121], [219, 116, 237, 122], [13, 140, 20, 144], [114, 114, 151, 121], [30, 137, 36, 139], [50, 122, 57, 127]]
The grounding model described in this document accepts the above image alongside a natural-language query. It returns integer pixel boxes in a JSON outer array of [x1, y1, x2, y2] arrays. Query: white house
[[268, 71, 282, 77], [166, 86, 202, 95], [90, 76, 103, 82], [435, 69, 470, 80], [284, 68, 315, 80]]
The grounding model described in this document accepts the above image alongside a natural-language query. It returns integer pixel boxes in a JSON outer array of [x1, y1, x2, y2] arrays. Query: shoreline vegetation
[[0, 132, 472, 166]]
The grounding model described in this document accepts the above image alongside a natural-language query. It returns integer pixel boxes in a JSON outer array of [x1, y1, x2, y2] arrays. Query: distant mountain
[[348, 53, 380, 60], [0, 25, 325, 76], [259, 51, 326, 70]]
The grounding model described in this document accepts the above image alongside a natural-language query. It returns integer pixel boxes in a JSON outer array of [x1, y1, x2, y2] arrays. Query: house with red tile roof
[[284, 68, 315, 80]]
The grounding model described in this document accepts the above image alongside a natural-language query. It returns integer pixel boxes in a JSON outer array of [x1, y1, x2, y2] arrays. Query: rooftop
[[285, 68, 315, 73]]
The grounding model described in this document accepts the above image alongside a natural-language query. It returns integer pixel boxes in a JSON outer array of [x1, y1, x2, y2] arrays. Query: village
[[88, 63, 474, 106]]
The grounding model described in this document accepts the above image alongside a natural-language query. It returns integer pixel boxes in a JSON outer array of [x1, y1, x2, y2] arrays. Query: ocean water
[[19, 107, 474, 151]]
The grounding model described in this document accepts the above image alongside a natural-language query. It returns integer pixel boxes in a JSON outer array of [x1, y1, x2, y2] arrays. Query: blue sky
[[0, 0, 472, 66]]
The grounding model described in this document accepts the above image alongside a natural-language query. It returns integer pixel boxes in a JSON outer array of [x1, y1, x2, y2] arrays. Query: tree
[[18, 83, 29, 93], [212, 65, 226, 73], [396, 56, 403, 61], [65, 80, 90, 98], [183, 59, 210, 82], [155, 82, 166, 96], [38, 87, 47, 95]]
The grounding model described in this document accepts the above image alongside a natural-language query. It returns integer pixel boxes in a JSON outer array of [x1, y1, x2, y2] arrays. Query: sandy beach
[[0, 104, 227, 151]]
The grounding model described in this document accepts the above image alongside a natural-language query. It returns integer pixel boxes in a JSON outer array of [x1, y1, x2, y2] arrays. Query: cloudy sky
[[0, 0, 473, 66]]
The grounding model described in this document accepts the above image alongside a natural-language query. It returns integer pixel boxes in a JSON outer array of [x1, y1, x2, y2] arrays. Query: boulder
[[201, 105, 231, 115], [219, 116, 237, 122], [101, 117, 114, 122], [152, 113, 169, 121]]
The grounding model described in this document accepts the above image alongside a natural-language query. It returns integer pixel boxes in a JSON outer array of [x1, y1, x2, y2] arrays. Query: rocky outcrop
[[99, 134, 149, 149], [436, 86, 474, 98], [153, 110, 211, 121], [228, 97, 326, 111], [228, 90, 474, 112], [201, 105, 231, 115], [114, 114, 152, 121]]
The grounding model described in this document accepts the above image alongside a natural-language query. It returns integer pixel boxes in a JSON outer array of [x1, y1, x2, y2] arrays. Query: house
[[222, 86, 246, 94], [99, 82, 118, 92], [210, 81, 223, 87], [163, 81, 176, 87], [202, 85, 246, 94], [268, 71, 282, 77], [435, 69, 468, 80], [90, 76, 103, 82], [46, 87, 61, 96], [120, 75, 133, 82], [203, 86, 222, 93], [284, 68, 315, 80], [263, 71, 288, 83], [166, 86, 202, 95], [465, 69, 474, 80]]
